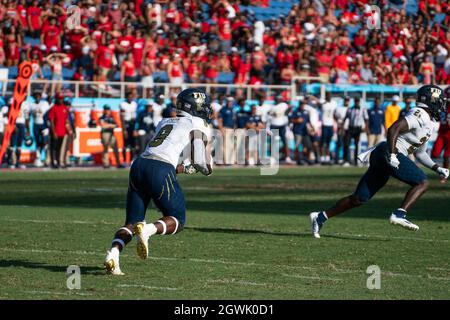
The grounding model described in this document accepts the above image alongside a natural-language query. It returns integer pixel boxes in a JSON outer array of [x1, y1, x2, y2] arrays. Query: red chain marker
[[0, 61, 32, 165]]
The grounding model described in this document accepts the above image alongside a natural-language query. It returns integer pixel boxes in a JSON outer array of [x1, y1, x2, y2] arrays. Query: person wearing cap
[[385, 95, 402, 130], [99, 105, 121, 169], [343, 97, 369, 166], [134, 103, 156, 154], [367, 97, 385, 148], [47, 93, 70, 169], [218, 97, 237, 164], [120, 92, 138, 160], [30, 91, 51, 167], [289, 100, 313, 165], [334, 96, 351, 164]]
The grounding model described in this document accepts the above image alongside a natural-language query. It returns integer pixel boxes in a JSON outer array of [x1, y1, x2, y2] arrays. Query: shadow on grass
[[186, 226, 381, 241], [0, 259, 105, 275]]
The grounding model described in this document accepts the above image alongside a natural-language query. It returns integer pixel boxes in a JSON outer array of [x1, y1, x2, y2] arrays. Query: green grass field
[[0, 167, 449, 300]]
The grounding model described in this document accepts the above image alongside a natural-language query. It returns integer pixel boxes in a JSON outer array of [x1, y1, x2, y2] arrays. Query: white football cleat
[[134, 222, 150, 260], [310, 212, 323, 239], [104, 249, 124, 275], [389, 213, 419, 231]]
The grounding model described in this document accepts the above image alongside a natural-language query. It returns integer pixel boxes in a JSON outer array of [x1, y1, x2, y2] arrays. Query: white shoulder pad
[[404, 108, 429, 130]]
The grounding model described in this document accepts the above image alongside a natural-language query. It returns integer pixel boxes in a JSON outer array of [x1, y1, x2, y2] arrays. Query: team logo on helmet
[[193, 92, 206, 109], [430, 87, 442, 102]]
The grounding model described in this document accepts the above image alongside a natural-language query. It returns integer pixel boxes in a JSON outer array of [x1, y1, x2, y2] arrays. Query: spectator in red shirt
[[164, 2, 181, 26], [186, 55, 201, 83], [167, 54, 184, 92], [17, 0, 28, 32], [204, 54, 219, 83], [48, 93, 71, 169], [230, 47, 241, 72], [95, 35, 116, 82], [27, 0, 42, 38], [217, 14, 232, 52], [235, 53, 251, 85], [41, 17, 61, 53], [132, 29, 145, 68], [121, 52, 138, 83]]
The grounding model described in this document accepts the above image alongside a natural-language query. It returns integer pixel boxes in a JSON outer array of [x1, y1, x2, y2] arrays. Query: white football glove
[[183, 164, 198, 175], [436, 167, 449, 180], [388, 153, 400, 169]]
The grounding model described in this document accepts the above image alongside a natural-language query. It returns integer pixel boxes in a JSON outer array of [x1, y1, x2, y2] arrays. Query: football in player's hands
[[184, 164, 198, 175]]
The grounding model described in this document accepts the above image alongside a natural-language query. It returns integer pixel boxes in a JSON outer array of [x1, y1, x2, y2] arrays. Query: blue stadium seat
[[62, 68, 75, 80], [217, 72, 234, 84], [153, 71, 168, 83], [8, 67, 18, 79], [23, 36, 41, 47], [405, 0, 418, 15], [41, 66, 52, 79], [434, 13, 446, 24], [346, 25, 360, 38]]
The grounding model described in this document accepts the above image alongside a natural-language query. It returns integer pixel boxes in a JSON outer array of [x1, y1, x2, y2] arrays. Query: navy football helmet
[[176, 88, 212, 120], [416, 84, 446, 121]]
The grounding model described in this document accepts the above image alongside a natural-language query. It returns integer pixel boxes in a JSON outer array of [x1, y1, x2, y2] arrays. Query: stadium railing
[[0, 79, 292, 101], [1, 78, 447, 103]]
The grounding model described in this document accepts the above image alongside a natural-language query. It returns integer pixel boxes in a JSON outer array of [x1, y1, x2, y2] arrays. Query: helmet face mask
[[416, 85, 446, 121], [175, 88, 212, 120]]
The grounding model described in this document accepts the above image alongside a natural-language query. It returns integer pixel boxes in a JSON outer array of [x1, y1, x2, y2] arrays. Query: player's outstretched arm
[[414, 144, 450, 181]]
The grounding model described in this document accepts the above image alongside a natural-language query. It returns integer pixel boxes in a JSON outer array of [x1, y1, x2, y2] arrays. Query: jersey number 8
[[149, 125, 173, 147]]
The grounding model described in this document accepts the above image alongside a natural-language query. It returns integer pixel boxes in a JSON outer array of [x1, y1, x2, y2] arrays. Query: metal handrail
[[0, 78, 293, 100]]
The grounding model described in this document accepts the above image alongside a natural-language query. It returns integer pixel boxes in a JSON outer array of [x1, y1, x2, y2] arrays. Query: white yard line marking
[[24, 290, 93, 296], [0, 218, 115, 225], [117, 284, 180, 291], [206, 279, 267, 286], [2, 247, 449, 283], [1, 218, 449, 244], [281, 274, 343, 282], [427, 267, 450, 272], [382, 272, 450, 281]]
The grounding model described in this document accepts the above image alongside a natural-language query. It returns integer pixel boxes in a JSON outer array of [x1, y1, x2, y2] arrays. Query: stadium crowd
[[0, 89, 422, 168], [0, 0, 449, 95]]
